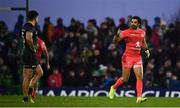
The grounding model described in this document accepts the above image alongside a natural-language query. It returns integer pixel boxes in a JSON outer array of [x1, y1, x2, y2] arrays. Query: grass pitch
[[0, 96, 179, 107]]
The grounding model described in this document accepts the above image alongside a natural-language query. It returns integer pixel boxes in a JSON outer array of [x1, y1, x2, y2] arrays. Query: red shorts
[[122, 54, 142, 69]]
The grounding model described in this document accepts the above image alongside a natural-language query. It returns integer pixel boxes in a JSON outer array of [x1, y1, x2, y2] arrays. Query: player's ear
[[138, 23, 141, 27]]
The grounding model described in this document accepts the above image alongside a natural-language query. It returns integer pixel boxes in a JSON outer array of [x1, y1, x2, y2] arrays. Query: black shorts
[[23, 49, 38, 68]]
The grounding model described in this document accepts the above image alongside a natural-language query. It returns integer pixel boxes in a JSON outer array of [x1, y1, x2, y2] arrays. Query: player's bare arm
[[45, 49, 50, 69], [26, 31, 36, 52], [113, 29, 123, 43], [142, 36, 150, 58]]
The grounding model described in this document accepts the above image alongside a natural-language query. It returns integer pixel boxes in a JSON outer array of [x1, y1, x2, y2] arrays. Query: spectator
[[14, 14, 24, 35], [47, 68, 63, 88], [67, 18, 77, 32], [53, 18, 65, 42], [169, 75, 179, 89], [86, 19, 98, 37], [7, 39, 20, 85], [117, 17, 128, 30], [43, 17, 54, 45], [151, 26, 160, 50], [141, 19, 152, 42]]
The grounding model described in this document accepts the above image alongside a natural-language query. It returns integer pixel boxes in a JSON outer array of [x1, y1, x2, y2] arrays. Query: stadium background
[[1, 0, 180, 30], [0, 0, 180, 99]]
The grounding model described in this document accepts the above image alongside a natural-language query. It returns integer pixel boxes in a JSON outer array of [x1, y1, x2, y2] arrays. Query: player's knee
[[136, 77, 142, 80], [31, 81, 36, 86], [136, 75, 143, 80], [36, 67, 43, 77], [121, 78, 129, 83]]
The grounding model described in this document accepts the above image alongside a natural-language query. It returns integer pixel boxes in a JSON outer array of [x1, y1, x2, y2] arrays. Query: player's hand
[[145, 49, 150, 58]]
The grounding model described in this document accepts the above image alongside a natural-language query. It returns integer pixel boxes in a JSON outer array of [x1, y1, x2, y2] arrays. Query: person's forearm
[[142, 43, 148, 50], [142, 38, 149, 50], [26, 32, 36, 52], [27, 39, 36, 52]]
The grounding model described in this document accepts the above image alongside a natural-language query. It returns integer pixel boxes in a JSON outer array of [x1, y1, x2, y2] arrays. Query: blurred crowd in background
[[0, 14, 180, 89]]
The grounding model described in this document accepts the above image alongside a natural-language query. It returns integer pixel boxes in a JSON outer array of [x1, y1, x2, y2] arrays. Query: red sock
[[113, 77, 123, 89], [32, 89, 36, 98], [136, 80, 143, 97]]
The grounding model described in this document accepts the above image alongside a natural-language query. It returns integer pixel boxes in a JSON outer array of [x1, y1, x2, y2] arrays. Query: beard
[[131, 25, 138, 29]]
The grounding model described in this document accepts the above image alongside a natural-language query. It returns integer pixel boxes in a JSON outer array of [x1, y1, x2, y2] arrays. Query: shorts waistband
[[24, 65, 37, 69]]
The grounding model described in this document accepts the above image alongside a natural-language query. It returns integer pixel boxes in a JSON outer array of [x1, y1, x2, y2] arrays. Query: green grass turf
[[0, 96, 179, 107]]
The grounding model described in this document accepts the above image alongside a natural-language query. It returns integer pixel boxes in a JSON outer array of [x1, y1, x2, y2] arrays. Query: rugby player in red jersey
[[108, 16, 150, 103], [36, 37, 50, 69], [29, 37, 50, 102]]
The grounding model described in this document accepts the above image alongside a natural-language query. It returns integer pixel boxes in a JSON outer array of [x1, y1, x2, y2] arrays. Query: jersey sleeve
[[120, 31, 127, 39]]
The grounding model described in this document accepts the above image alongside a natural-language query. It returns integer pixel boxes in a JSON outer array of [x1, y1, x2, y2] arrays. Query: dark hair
[[28, 10, 39, 21], [131, 16, 141, 26]]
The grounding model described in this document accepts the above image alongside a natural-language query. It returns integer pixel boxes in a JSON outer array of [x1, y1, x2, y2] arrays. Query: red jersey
[[120, 28, 145, 57], [36, 38, 47, 63]]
